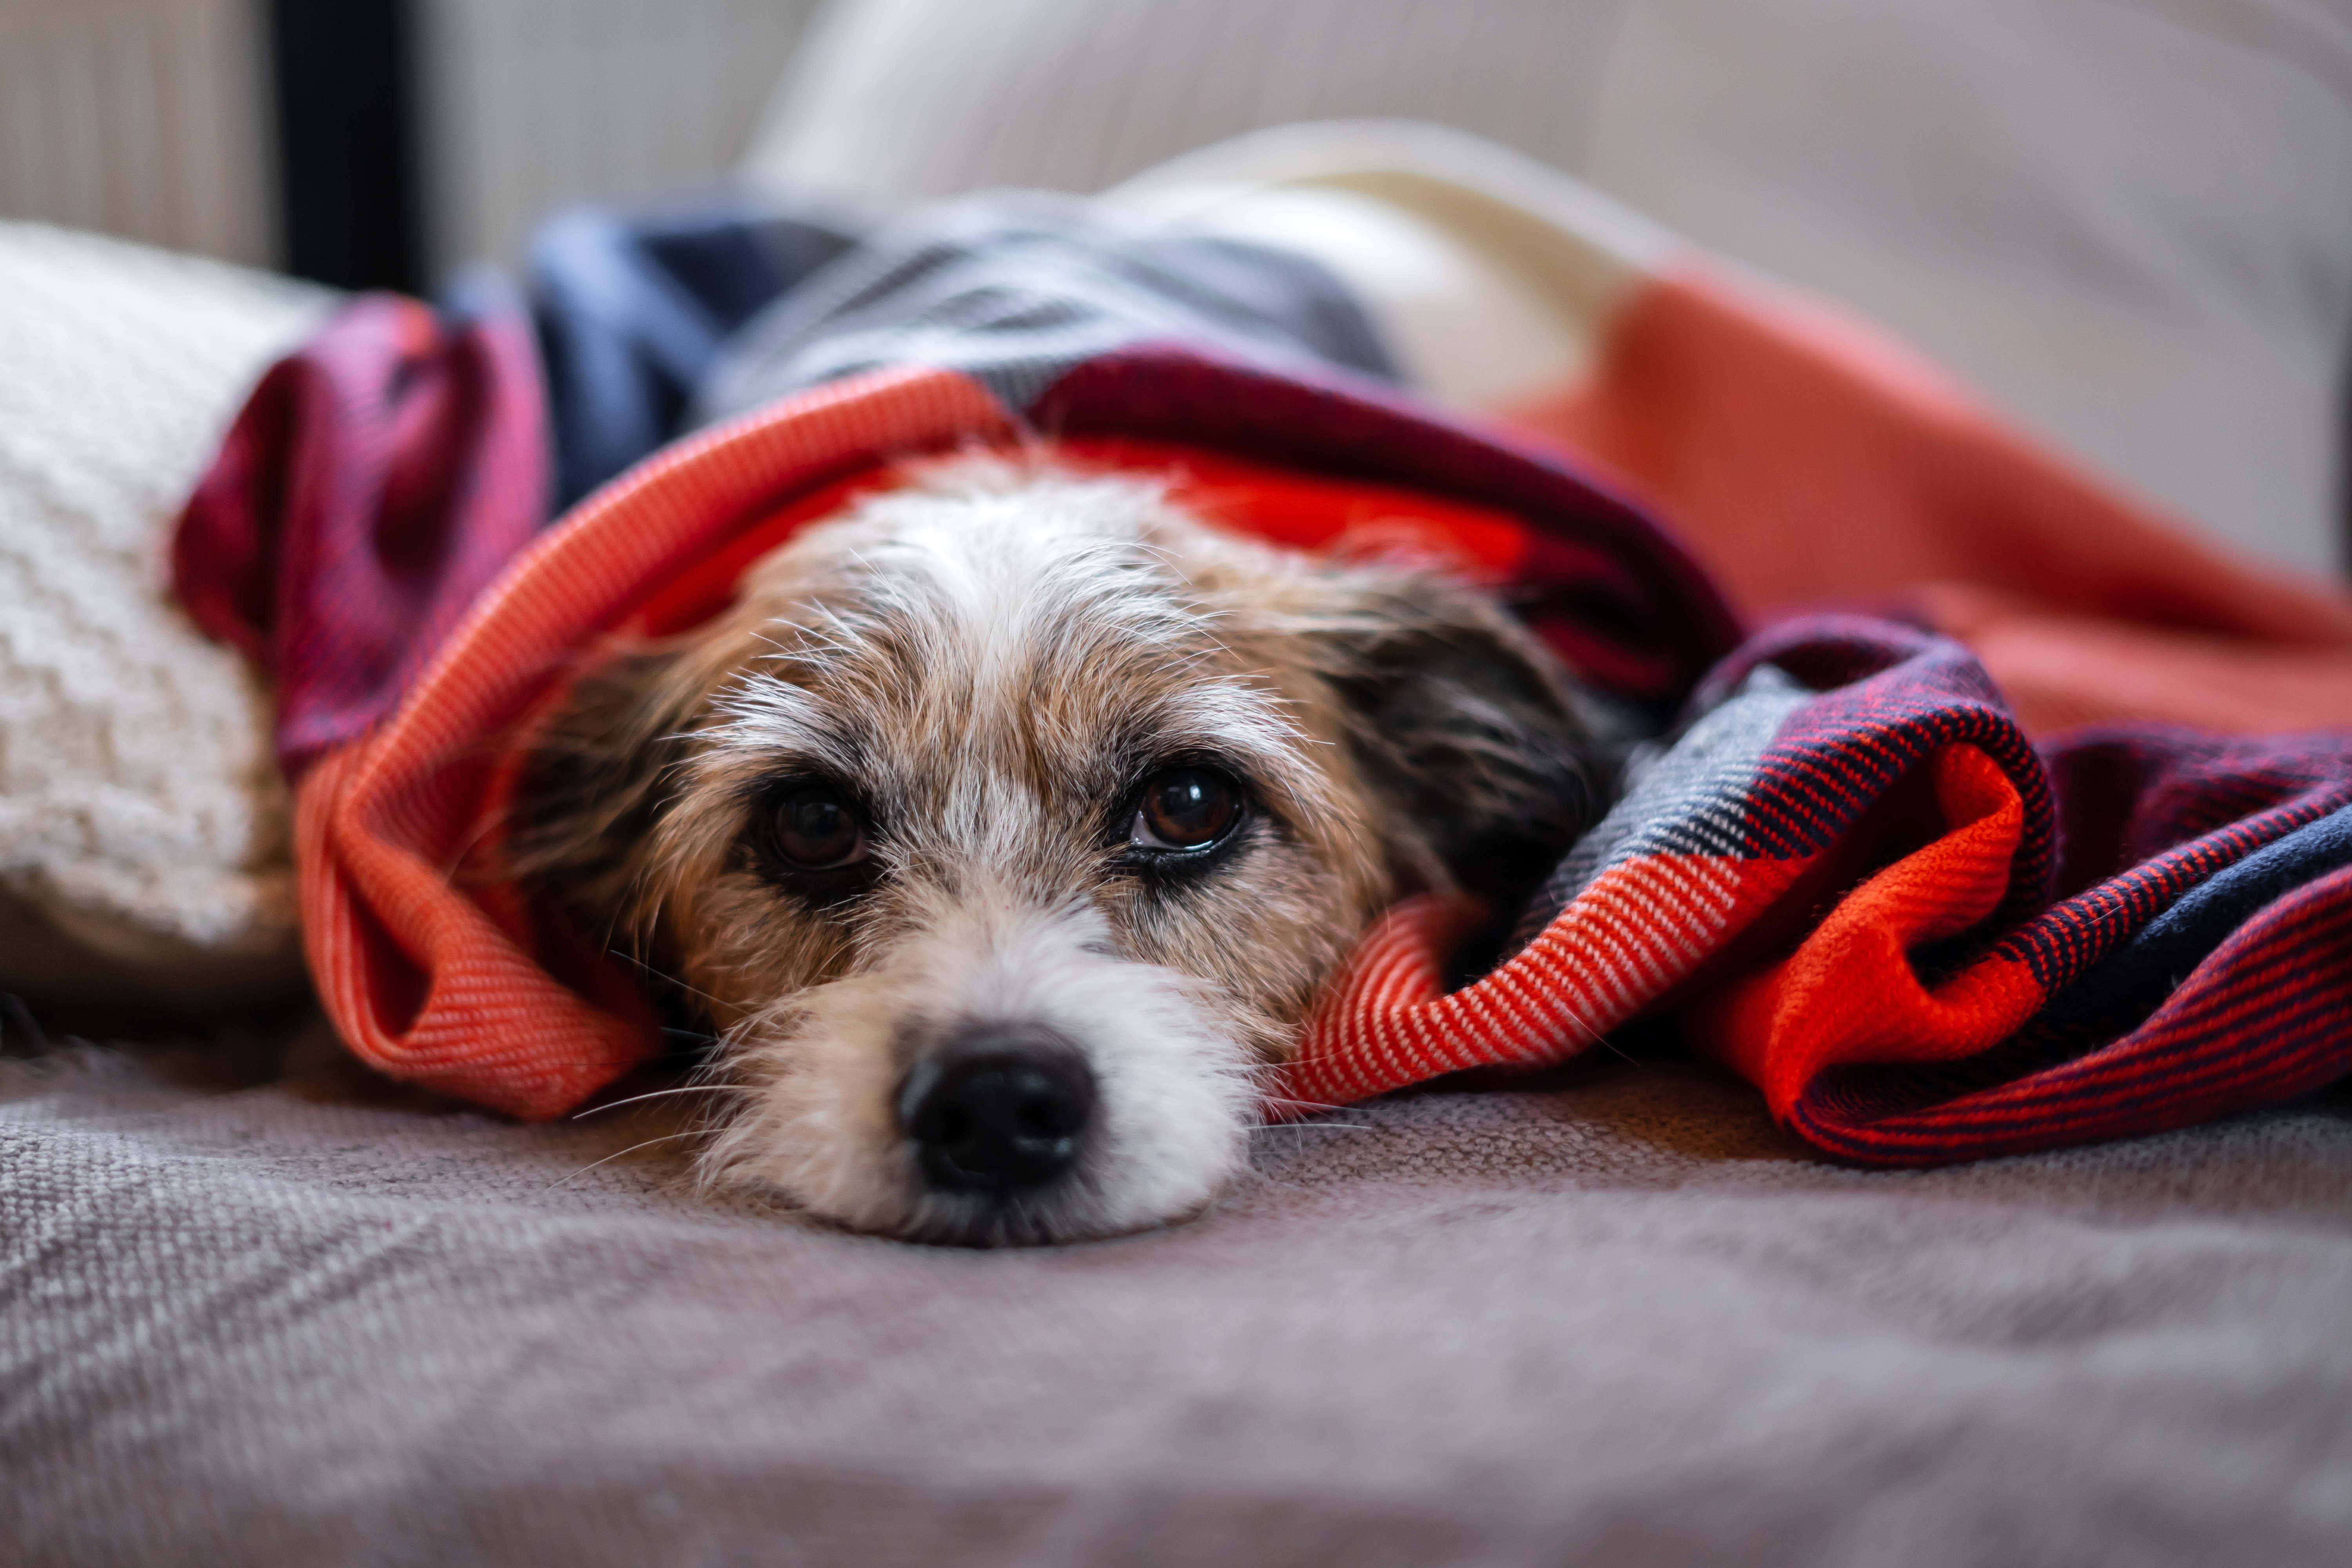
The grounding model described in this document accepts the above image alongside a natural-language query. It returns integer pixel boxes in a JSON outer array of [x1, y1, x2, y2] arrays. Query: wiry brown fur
[[516, 454, 1617, 1243]]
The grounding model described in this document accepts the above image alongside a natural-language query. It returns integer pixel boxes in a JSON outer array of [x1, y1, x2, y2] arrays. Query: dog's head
[[521, 456, 1615, 1243]]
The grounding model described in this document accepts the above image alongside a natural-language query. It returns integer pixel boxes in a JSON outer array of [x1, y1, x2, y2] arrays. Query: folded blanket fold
[[173, 277, 550, 779], [167, 151, 2352, 1161], [528, 198, 857, 509], [1289, 617, 2352, 1161]]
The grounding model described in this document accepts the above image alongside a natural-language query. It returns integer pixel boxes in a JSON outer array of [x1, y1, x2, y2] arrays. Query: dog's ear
[[511, 641, 706, 941], [1299, 570, 1623, 920]]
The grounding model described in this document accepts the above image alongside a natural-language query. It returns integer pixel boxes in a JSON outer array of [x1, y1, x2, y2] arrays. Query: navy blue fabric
[[528, 198, 856, 509], [2017, 800, 2352, 1052], [690, 193, 1397, 428]]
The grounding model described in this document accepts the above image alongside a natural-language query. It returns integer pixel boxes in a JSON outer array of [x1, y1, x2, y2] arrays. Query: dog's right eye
[[765, 785, 868, 872], [1130, 767, 1243, 853]]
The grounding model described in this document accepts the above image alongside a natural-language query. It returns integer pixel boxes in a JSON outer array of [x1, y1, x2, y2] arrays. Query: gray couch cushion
[[7, 1037, 2349, 1566]]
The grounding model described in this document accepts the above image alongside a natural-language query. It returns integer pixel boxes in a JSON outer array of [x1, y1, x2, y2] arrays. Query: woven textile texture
[[692, 192, 1398, 424], [0, 223, 329, 1012], [528, 199, 857, 509], [174, 280, 550, 781], [5, 1037, 2351, 1566], [1285, 617, 2352, 1163]]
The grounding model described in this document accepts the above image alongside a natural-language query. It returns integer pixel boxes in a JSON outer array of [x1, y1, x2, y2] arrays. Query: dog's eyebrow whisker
[[806, 598, 872, 648], [754, 618, 861, 661], [570, 1084, 742, 1120], [544, 1130, 704, 1191]]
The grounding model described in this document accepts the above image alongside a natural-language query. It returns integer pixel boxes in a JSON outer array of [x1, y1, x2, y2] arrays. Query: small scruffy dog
[[519, 455, 1617, 1245]]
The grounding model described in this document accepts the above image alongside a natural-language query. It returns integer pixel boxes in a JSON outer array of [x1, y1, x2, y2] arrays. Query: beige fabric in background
[[0, 224, 329, 1013], [745, 0, 2352, 575]]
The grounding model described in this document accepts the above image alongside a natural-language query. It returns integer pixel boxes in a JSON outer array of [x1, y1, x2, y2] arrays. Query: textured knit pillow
[[742, 0, 2352, 574], [0, 223, 330, 1014]]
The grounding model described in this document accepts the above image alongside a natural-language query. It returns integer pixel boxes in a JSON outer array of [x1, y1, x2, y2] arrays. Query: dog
[[517, 453, 1621, 1245]]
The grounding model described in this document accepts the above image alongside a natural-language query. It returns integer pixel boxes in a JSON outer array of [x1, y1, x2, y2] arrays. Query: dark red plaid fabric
[[1285, 613, 2352, 1161], [1035, 345, 1739, 707], [173, 288, 549, 779]]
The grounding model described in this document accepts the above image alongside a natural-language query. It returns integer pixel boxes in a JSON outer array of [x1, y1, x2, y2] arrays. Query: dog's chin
[[876, 1177, 1227, 1250], [694, 903, 1261, 1247]]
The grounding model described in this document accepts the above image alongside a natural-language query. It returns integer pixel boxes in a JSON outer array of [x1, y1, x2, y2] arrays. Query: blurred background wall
[[0, 0, 277, 265], [1, 0, 2346, 575], [419, 0, 819, 273], [0, 0, 820, 286]]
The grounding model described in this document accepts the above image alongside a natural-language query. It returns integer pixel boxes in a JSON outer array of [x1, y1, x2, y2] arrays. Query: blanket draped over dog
[[171, 178, 2352, 1165]]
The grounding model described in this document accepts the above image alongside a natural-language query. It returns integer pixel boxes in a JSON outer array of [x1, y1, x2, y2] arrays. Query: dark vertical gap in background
[[269, 0, 426, 293], [2334, 301, 2350, 571]]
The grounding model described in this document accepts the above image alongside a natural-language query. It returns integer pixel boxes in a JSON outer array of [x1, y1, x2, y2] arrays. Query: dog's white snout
[[704, 895, 1260, 1242], [890, 898, 1258, 1231]]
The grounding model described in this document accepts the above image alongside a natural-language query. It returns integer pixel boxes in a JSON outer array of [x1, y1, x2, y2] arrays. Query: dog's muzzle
[[897, 1025, 1096, 1194]]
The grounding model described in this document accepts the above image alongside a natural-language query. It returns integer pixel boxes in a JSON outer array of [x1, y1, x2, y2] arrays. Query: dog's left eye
[[1130, 767, 1243, 852], [768, 785, 868, 871]]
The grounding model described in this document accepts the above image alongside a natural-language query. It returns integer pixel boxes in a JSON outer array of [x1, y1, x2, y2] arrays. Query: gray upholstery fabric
[[6, 1029, 2350, 1566]]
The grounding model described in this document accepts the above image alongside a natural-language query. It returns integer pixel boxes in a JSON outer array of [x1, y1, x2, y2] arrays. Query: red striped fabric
[[1277, 617, 2352, 1162]]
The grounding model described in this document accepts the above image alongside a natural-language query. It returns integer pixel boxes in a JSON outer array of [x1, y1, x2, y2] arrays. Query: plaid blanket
[[170, 187, 2352, 1164], [1294, 619, 2352, 1161]]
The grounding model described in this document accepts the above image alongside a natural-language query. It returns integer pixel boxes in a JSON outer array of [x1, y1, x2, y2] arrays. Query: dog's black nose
[[898, 1028, 1095, 1194]]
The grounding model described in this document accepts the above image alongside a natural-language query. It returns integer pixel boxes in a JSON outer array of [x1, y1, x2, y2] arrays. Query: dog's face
[[522, 458, 1613, 1244]]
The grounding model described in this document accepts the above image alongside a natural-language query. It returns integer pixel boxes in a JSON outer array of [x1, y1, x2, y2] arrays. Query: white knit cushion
[[0, 223, 330, 1013], [744, 0, 2352, 574]]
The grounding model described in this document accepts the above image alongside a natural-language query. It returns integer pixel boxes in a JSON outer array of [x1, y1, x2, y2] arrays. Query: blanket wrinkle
[[528, 198, 859, 509], [1508, 263, 2352, 736], [172, 281, 550, 780], [1274, 615, 2352, 1162]]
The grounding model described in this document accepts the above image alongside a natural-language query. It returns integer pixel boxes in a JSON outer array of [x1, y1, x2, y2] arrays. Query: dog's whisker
[[544, 1130, 704, 1191], [1252, 1094, 1360, 1115], [606, 948, 733, 1013], [570, 1084, 741, 1120], [1546, 1003, 1633, 1065]]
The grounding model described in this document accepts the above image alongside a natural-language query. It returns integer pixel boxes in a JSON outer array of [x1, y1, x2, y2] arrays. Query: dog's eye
[[1131, 768, 1241, 852], [769, 786, 867, 871]]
